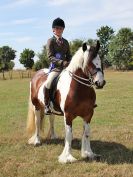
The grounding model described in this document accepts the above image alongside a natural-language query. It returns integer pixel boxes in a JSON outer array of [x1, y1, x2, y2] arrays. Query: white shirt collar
[[54, 34, 62, 40]]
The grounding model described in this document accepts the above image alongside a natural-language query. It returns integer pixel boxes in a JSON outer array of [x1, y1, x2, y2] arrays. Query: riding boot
[[44, 87, 52, 115]]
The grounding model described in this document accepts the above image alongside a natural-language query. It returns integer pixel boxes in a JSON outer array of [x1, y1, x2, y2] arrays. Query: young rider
[[44, 17, 71, 114]]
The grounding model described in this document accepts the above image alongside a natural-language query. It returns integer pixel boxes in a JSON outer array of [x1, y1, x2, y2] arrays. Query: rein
[[68, 71, 94, 87], [45, 67, 102, 88], [68, 67, 102, 88]]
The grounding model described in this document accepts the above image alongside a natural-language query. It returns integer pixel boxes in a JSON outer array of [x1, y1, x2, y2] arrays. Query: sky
[[0, 0, 133, 69]]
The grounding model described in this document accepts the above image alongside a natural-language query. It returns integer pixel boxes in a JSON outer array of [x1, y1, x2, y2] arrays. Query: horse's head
[[82, 41, 106, 89]]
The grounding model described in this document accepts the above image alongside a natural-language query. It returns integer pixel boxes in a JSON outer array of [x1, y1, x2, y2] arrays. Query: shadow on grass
[[43, 138, 133, 164]]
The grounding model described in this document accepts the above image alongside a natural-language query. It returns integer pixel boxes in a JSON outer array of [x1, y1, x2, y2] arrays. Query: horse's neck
[[66, 49, 84, 73]]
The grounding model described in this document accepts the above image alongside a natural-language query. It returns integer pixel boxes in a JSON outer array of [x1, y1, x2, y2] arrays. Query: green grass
[[0, 71, 133, 177]]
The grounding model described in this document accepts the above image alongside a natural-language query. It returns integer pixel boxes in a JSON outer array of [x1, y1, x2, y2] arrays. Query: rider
[[44, 17, 71, 114]]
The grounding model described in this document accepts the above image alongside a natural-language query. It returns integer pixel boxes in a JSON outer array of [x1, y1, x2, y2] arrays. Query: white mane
[[67, 45, 90, 72]]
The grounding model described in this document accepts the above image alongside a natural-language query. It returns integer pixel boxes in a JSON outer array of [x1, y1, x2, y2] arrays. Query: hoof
[[34, 137, 42, 147], [51, 134, 58, 140], [28, 136, 35, 145], [28, 136, 41, 146], [83, 153, 101, 162], [47, 133, 58, 140], [34, 142, 42, 147], [93, 154, 101, 162], [58, 154, 77, 164]]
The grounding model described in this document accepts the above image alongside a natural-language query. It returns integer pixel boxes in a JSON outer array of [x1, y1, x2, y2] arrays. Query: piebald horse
[[27, 41, 106, 163]]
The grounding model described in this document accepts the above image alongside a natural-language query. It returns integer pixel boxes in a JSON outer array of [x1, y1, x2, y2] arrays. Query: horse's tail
[[27, 82, 35, 136], [27, 82, 45, 137]]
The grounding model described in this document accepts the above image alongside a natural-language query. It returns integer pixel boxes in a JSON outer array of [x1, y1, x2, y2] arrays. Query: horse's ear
[[96, 40, 100, 52], [82, 43, 87, 52]]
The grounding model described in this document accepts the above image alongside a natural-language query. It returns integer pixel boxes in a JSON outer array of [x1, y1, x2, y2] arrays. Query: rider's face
[[53, 27, 64, 37]]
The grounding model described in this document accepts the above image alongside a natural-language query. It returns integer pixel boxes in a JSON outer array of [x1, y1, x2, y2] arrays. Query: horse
[[27, 41, 106, 163]]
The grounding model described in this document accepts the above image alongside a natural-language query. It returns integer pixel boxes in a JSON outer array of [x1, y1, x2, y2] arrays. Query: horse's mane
[[67, 45, 90, 72]]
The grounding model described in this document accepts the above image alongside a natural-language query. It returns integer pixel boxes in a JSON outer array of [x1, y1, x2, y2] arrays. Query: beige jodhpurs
[[44, 71, 60, 89]]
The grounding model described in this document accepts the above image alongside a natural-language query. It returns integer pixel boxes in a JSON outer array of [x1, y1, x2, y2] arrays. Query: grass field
[[0, 71, 133, 177]]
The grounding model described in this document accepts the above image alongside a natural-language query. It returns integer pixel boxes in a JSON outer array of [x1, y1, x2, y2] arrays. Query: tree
[[33, 46, 49, 71], [19, 49, 35, 77], [97, 26, 114, 68], [69, 39, 83, 56], [8, 61, 15, 70], [19, 49, 35, 69], [87, 38, 96, 45], [129, 48, 133, 69], [0, 46, 16, 79], [8, 61, 15, 79], [33, 60, 43, 71], [108, 28, 133, 70]]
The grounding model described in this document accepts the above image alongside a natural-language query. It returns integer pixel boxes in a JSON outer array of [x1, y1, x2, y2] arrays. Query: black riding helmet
[[52, 18, 65, 28]]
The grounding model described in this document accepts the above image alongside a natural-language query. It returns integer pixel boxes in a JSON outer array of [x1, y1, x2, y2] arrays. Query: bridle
[[69, 70, 94, 87], [88, 67, 103, 76], [68, 67, 103, 88]]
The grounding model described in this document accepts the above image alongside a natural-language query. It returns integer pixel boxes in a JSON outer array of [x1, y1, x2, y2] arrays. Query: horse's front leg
[[81, 121, 95, 159], [58, 115, 77, 163]]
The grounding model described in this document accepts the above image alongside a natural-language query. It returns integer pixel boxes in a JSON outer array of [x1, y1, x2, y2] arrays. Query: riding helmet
[[52, 18, 65, 28]]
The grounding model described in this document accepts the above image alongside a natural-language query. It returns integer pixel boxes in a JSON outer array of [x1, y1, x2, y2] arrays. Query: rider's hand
[[63, 61, 69, 67], [56, 60, 63, 67]]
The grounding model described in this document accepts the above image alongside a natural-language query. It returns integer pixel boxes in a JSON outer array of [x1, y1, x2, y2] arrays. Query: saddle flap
[[49, 75, 60, 102]]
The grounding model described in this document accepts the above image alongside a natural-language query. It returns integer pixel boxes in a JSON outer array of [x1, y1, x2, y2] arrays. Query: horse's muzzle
[[95, 80, 106, 89]]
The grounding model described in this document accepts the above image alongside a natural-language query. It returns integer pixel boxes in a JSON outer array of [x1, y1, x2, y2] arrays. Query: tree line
[[0, 26, 133, 79]]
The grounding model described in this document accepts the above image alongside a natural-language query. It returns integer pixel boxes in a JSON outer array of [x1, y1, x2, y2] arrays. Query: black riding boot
[[44, 87, 52, 115]]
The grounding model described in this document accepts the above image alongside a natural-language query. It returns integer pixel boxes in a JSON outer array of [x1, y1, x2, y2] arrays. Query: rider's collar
[[54, 34, 62, 40]]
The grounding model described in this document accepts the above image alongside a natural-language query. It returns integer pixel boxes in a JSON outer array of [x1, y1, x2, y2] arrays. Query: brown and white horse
[[27, 41, 105, 163]]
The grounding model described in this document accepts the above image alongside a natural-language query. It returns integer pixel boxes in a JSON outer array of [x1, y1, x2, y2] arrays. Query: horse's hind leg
[[47, 114, 57, 139], [28, 109, 41, 146]]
